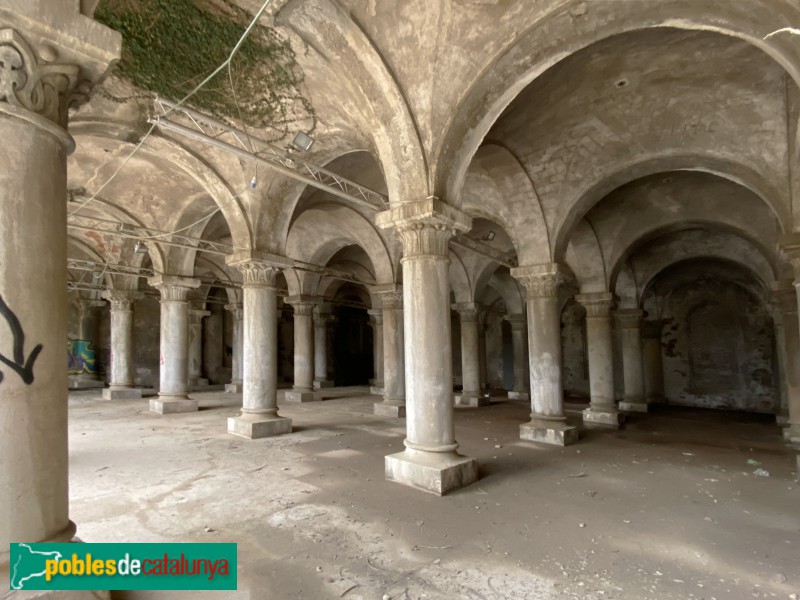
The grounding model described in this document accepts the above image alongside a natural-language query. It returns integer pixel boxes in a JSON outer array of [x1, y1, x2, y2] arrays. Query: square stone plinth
[[784, 427, 800, 443], [284, 389, 321, 402], [150, 398, 198, 414], [583, 407, 623, 428], [619, 401, 648, 413], [520, 420, 579, 446], [385, 449, 478, 495], [508, 391, 529, 401], [776, 415, 789, 426], [228, 415, 292, 439], [102, 387, 142, 400], [454, 393, 490, 407], [370, 386, 385, 395], [374, 402, 406, 418], [225, 383, 243, 393], [314, 379, 335, 389]]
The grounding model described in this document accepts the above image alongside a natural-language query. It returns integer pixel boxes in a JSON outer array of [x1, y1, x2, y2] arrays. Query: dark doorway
[[332, 305, 374, 386]]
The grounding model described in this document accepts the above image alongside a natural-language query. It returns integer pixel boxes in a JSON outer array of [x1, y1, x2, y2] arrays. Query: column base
[[68, 376, 105, 390], [520, 419, 579, 446], [784, 426, 800, 443], [284, 389, 321, 402], [508, 390, 530, 401], [385, 449, 478, 496], [619, 401, 649, 413], [370, 386, 385, 395], [225, 382, 243, 393], [454, 392, 490, 407], [314, 379, 335, 389], [228, 414, 292, 439], [150, 397, 198, 414], [102, 386, 142, 400], [583, 406, 623, 428], [776, 415, 790, 426], [374, 402, 406, 418]]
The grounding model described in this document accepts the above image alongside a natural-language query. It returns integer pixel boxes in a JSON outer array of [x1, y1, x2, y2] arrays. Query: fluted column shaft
[[773, 282, 800, 442], [313, 305, 334, 388], [225, 304, 244, 390], [505, 313, 529, 400], [102, 290, 142, 399], [454, 303, 487, 407], [188, 308, 210, 386], [374, 290, 406, 417], [284, 296, 321, 402], [368, 309, 384, 391]]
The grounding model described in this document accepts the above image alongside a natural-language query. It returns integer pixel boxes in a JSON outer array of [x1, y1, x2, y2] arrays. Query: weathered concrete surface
[[66, 389, 800, 600]]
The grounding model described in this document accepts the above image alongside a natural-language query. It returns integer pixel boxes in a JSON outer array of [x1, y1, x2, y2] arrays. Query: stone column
[[773, 281, 800, 442], [368, 308, 385, 394], [779, 237, 800, 472], [576, 292, 622, 428], [148, 275, 200, 414], [0, 4, 119, 570], [188, 308, 210, 389], [615, 309, 647, 413], [454, 303, 488, 407], [224, 303, 244, 393], [374, 288, 406, 417], [512, 265, 578, 445], [505, 313, 530, 400], [642, 319, 665, 404], [226, 256, 292, 438], [101, 290, 142, 399], [477, 309, 489, 393], [313, 304, 334, 389], [285, 297, 321, 402], [376, 198, 478, 495]]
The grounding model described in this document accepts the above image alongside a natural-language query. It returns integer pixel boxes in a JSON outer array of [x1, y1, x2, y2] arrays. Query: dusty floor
[[67, 388, 800, 600]]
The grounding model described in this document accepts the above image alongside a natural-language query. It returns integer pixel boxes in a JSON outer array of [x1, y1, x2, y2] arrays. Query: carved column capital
[[375, 289, 403, 311], [511, 263, 570, 298], [148, 274, 200, 302], [102, 289, 142, 311], [285, 296, 318, 317], [575, 292, 615, 318], [188, 309, 211, 325], [453, 302, 479, 323], [235, 260, 281, 289], [224, 303, 244, 321], [0, 5, 120, 136], [614, 308, 644, 330], [376, 198, 471, 259]]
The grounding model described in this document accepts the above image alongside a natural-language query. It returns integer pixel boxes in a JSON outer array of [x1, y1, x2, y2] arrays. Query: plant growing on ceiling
[[94, 0, 316, 141]]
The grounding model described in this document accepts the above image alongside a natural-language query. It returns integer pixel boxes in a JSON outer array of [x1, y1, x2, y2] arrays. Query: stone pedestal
[[505, 313, 529, 401], [374, 288, 407, 417], [226, 255, 292, 438], [285, 297, 321, 403], [615, 309, 647, 413], [576, 292, 622, 428], [454, 303, 489, 407], [376, 199, 478, 495], [148, 275, 200, 414], [101, 290, 142, 399], [224, 303, 243, 392], [0, 3, 120, 569], [368, 308, 385, 394], [512, 264, 577, 445], [313, 306, 335, 389]]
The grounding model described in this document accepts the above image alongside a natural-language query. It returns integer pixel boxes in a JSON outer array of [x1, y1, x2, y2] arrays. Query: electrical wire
[[70, 0, 273, 216]]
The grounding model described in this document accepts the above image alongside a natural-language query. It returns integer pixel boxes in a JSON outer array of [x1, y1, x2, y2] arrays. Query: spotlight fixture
[[290, 131, 314, 153], [133, 241, 148, 254], [482, 231, 496, 242]]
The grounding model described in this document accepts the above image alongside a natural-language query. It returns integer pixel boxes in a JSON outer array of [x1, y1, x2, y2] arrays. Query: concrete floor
[[68, 388, 799, 600]]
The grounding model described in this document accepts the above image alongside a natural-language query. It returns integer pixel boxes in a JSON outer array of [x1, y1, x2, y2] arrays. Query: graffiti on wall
[[68, 339, 99, 375], [0, 293, 43, 385]]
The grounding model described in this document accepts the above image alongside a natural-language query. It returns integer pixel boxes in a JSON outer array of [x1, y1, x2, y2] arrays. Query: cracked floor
[[68, 388, 799, 600]]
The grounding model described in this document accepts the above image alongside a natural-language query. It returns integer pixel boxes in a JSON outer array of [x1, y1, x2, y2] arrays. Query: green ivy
[[95, 0, 315, 139]]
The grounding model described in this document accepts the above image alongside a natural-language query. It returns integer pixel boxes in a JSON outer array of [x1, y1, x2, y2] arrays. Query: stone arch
[[449, 251, 473, 304], [564, 220, 607, 292], [435, 1, 800, 204], [553, 154, 790, 261]]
